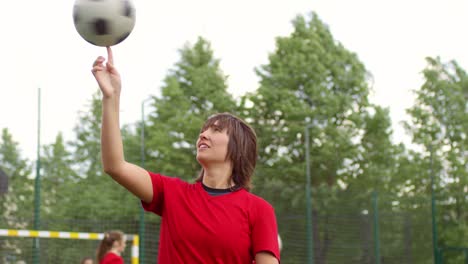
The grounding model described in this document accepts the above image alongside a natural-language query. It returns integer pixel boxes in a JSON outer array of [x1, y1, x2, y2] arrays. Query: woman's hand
[[91, 47, 121, 98]]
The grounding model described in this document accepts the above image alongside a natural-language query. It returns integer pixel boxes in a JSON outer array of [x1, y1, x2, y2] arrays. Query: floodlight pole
[[430, 145, 440, 263], [305, 123, 314, 264], [33, 87, 41, 264], [139, 97, 152, 264]]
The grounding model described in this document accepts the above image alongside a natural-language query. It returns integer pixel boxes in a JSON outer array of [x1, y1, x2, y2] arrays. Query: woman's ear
[[112, 240, 120, 248]]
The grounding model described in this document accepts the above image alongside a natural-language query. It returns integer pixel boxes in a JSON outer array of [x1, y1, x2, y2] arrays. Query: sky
[[1, 0, 467, 162]]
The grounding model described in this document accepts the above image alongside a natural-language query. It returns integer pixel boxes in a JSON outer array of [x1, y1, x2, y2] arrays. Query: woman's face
[[115, 237, 126, 253], [196, 121, 230, 165]]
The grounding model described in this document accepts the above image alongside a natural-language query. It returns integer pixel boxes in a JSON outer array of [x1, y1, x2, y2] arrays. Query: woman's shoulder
[[147, 171, 193, 186], [101, 252, 123, 264], [239, 189, 275, 210]]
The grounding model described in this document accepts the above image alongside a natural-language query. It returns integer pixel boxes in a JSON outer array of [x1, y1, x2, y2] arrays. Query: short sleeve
[[251, 200, 280, 262], [109, 256, 124, 264], [101, 253, 124, 264], [140, 171, 165, 215]]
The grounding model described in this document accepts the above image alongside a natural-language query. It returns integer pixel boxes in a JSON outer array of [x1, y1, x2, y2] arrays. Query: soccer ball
[[73, 0, 136, 47]]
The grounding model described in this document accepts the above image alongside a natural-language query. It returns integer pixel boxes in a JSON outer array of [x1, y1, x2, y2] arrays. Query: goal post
[[0, 229, 139, 264]]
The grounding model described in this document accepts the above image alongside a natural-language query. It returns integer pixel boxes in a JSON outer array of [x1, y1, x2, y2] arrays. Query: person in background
[[96, 230, 126, 264], [80, 256, 94, 264]]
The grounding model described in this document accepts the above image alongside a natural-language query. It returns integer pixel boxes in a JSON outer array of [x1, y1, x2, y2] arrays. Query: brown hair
[[96, 230, 124, 262], [80, 256, 94, 264], [196, 113, 257, 191]]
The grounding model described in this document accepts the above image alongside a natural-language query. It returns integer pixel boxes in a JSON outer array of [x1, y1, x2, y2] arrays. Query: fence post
[[465, 248, 468, 264], [429, 145, 440, 264], [372, 191, 381, 264], [33, 87, 42, 264], [439, 248, 443, 264], [305, 124, 314, 264]]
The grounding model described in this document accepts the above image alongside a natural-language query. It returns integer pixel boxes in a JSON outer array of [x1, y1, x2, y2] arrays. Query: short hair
[[196, 113, 257, 191]]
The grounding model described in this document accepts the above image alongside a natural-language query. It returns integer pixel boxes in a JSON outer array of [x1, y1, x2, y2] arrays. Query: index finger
[[106, 46, 114, 65]]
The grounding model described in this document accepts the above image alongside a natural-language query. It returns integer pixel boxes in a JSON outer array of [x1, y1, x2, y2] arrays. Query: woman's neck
[[202, 164, 234, 189], [110, 248, 121, 255]]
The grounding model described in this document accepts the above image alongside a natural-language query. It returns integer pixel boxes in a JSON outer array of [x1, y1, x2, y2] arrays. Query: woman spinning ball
[[91, 47, 280, 264]]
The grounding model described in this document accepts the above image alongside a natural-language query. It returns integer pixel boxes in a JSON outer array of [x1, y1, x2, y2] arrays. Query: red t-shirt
[[100, 252, 124, 264], [141, 172, 280, 264]]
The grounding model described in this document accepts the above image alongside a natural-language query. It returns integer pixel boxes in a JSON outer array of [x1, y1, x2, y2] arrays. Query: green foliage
[[348, 106, 409, 194], [404, 57, 468, 254], [70, 91, 104, 179], [0, 128, 33, 224], [144, 37, 236, 179], [65, 91, 139, 221], [243, 12, 376, 204], [0, 128, 33, 263], [242, 12, 421, 263], [40, 133, 79, 219]]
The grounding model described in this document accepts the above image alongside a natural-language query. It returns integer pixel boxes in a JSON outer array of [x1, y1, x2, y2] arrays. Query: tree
[[404, 57, 468, 255], [60, 91, 139, 223], [144, 37, 236, 180], [39, 133, 79, 219], [241, 12, 409, 263], [0, 128, 33, 226], [245, 12, 371, 189], [70, 91, 104, 179], [349, 106, 404, 193], [0, 128, 33, 263], [244, 11, 373, 210]]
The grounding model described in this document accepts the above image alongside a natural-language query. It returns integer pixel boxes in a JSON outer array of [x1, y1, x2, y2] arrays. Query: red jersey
[[100, 252, 124, 264], [142, 172, 280, 264]]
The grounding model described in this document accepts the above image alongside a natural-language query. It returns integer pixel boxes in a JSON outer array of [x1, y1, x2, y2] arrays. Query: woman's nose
[[199, 131, 209, 140]]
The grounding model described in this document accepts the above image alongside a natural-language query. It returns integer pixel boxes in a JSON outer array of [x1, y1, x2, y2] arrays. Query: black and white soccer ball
[[73, 0, 136, 47]]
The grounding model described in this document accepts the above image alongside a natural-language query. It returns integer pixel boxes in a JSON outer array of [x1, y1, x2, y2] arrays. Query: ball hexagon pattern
[[73, 0, 136, 47]]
